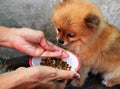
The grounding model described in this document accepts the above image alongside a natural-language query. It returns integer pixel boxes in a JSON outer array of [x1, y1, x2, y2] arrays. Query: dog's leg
[[102, 68, 120, 87], [71, 65, 91, 87]]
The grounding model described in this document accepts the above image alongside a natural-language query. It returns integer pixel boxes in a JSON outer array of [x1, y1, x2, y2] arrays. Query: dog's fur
[[52, 0, 120, 87]]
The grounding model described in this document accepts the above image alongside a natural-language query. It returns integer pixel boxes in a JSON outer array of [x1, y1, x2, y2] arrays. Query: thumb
[[43, 69, 80, 82]]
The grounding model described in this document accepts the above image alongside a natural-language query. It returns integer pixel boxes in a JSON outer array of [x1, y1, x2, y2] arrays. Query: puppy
[[52, 0, 120, 87]]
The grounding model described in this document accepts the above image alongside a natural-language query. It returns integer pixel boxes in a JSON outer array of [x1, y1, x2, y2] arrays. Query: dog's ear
[[85, 15, 100, 29], [54, 0, 72, 10]]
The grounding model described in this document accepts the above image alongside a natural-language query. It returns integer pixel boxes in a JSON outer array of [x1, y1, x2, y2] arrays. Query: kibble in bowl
[[29, 51, 81, 71], [40, 57, 72, 70]]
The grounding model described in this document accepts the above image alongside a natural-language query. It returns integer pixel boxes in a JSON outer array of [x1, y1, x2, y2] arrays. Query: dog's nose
[[58, 38, 64, 44]]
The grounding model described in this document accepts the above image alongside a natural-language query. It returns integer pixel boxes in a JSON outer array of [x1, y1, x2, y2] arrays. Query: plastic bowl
[[29, 51, 81, 71]]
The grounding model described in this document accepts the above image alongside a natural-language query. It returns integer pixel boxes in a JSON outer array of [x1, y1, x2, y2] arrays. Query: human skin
[[0, 26, 68, 58], [0, 66, 80, 89], [0, 26, 80, 89]]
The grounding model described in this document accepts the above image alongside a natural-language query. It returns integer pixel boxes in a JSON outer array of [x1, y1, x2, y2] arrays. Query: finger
[[43, 68, 80, 82], [47, 42, 69, 58], [16, 67, 27, 71], [39, 36, 69, 58], [30, 45, 67, 58], [40, 37, 64, 51], [40, 50, 68, 58], [47, 41, 63, 51], [32, 46, 45, 57], [55, 69, 80, 79], [44, 41, 69, 58], [40, 37, 55, 51]]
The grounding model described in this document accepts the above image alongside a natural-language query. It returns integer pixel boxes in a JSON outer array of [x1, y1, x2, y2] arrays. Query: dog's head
[[52, 0, 105, 47]]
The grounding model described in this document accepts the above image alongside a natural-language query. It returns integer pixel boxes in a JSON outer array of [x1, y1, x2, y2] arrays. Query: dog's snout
[[58, 38, 64, 44]]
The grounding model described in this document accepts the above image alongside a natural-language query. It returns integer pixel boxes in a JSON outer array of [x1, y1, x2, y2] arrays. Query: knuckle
[[49, 72, 57, 77], [49, 68, 59, 77]]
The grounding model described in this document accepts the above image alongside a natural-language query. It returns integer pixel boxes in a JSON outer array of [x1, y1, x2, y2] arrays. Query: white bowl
[[29, 51, 81, 71]]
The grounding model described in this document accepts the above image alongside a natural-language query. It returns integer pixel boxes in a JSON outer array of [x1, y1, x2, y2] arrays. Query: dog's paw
[[102, 80, 118, 87]]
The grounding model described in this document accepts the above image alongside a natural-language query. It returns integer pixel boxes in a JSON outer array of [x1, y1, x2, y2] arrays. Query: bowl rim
[[29, 51, 81, 71]]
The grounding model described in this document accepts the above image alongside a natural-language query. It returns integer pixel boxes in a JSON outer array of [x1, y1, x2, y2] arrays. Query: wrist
[[0, 70, 27, 89], [0, 71, 24, 89], [0, 26, 15, 48]]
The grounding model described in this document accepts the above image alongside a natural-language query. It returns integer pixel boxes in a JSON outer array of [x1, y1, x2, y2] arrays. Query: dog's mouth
[[56, 38, 68, 48], [57, 40, 74, 48], [56, 37, 82, 48], [56, 38, 67, 45], [57, 42, 69, 47]]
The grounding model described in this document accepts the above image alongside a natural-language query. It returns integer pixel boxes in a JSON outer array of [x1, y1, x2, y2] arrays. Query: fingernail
[[73, 73, 80, 79], [63, 54, 69, 58]]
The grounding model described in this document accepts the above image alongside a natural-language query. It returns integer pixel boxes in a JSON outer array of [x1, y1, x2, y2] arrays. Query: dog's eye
[[67, 34, 74, 38], [57, 28, 61, 32]]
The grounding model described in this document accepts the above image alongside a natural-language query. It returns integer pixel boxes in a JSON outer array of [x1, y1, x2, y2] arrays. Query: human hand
[[3, 27, 68, 58], [0, 66, 80, 89]]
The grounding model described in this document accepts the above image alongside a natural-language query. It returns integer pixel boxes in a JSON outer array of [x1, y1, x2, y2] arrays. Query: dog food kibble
[[40, 57, 71, 70]]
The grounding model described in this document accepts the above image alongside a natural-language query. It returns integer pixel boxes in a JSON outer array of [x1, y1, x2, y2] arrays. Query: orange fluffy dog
[[52, 0, 120, 87]]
